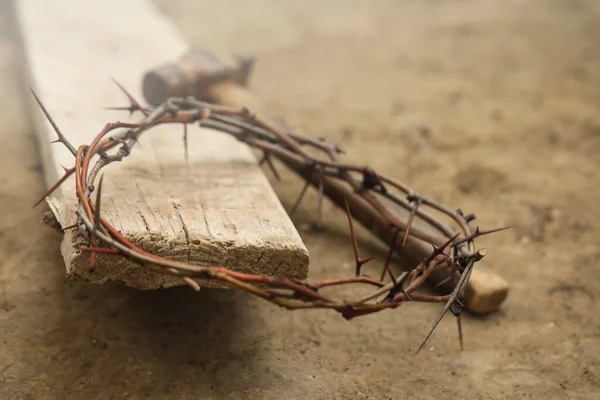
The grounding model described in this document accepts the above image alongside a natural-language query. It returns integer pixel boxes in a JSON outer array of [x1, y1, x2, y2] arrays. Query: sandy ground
[[1, 0, 600, 399]]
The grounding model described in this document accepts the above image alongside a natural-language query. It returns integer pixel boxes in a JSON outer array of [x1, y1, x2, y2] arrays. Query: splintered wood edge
[[61, 227, 310, 291], [17, 0, 310, 290]]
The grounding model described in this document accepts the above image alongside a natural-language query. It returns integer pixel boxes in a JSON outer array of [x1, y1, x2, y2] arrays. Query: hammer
[[141, 50, 509, 314], [142, 50, 263, 112]]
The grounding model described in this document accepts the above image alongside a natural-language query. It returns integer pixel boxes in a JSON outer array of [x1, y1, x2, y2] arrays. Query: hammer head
[[142, 50, 256, 105]]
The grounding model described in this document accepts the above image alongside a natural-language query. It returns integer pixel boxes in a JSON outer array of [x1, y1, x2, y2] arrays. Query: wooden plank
[[16, 0, 309, 289]]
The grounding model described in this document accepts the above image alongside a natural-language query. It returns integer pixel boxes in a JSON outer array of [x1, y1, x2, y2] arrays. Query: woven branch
[[32, 85, 506, 353]]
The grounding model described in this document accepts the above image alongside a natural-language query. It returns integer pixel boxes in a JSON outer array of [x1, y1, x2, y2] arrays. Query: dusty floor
[[1, 0, 600, 399]]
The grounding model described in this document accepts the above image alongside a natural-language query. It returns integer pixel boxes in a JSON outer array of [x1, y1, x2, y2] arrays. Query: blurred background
[[1, 0, 599, 398]]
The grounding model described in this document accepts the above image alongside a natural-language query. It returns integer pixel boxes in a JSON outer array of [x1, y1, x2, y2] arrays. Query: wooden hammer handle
[[204, 82, 264, 114]]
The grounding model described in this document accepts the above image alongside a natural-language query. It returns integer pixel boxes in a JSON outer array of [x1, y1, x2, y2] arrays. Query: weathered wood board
[[16, 0, 309, 289]]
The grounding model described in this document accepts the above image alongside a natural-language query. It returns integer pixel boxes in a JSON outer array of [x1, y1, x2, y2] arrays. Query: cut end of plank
[[61, 227, 309, 290]]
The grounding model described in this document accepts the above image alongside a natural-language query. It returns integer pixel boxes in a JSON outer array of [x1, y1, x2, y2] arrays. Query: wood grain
[[17, 0, 309, 289]]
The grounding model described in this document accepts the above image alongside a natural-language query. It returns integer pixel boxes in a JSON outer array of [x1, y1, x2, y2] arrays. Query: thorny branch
[[33, 85, 508, 353]]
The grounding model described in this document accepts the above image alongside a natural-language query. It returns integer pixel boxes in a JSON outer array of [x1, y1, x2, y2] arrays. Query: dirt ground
[[1, 0, 600, 399]]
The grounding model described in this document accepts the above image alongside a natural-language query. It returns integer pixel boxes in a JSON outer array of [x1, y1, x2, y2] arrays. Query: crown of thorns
[[32, 81, 507, 354]]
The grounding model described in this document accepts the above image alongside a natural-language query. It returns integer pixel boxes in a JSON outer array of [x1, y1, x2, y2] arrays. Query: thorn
[[415, 251, 481, 355], [94, 174, 104, 233], [457, 314, 464, 351], [259, 152, 280, 181], [433, 275, 453, 289], [357, 258, 374, 273], [289, 176, 311, 216], [449, 297, 464, 318], [104, 105, 139, 117], [89, 174, 105, 269], [59, 223, 78, 232], [266, 156, 280, 181], [402, 198, 422, 246], [316, 165, 324, 230], [33, 166, 76, 208], [344, 198, 373, 276], [464, 213, 476, 223], [290, 163, 318, 216], [30, 88, 77, 157], [425, 232, 460, 265], [183, 123, 189, 165], [110, 78, 148, 117], [344, 197, 360, 264], [385, 266, 414, 302], [380, 228, 400, 283], [415, 310, 445, 355], [453, 226, 512, 248]]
